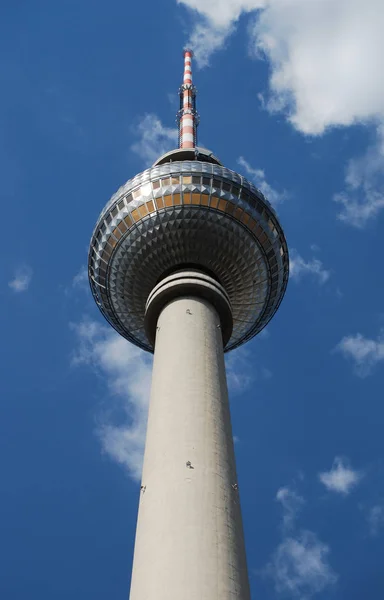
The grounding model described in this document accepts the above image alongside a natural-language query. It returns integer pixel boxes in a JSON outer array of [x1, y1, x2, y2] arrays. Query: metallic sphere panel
[[88, 161, 289, 352]]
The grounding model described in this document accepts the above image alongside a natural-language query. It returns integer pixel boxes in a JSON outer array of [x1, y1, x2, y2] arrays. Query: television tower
[[89, 50, 288, 600]]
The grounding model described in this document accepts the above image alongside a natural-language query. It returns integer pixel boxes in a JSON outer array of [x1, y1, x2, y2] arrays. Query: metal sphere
[[88, 153, 289, 353]]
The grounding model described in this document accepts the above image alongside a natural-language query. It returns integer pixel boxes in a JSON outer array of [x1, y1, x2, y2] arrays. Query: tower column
[[129, 272, 251, 600]]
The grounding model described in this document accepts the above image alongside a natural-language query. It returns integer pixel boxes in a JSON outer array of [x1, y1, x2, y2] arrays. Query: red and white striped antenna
[[177, 49, 199, 149]]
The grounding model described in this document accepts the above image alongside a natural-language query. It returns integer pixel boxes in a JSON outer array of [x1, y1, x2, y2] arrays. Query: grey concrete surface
[[129, 293, 251, 600]]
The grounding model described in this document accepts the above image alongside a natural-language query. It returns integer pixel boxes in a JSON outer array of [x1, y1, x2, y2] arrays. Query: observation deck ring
[[88, 160, 289, 352]]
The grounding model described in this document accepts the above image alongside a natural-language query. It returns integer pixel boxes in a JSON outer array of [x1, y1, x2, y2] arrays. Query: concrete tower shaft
[[129, 272, 250, 600]]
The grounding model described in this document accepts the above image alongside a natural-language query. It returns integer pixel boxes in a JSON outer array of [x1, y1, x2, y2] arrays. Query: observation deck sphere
[[88, 154, 289, 353]]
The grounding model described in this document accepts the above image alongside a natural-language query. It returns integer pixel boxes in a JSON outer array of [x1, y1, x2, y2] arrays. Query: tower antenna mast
[[177, 49, 199, 148]]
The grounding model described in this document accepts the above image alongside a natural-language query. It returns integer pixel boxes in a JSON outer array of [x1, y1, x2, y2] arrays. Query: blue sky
[[1, 1, 384, 598]]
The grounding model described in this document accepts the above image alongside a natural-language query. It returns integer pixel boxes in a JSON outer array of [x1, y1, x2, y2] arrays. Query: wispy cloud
[[71, 319, 152, 481], [318, 457, 362, 495], [265, 531, 338, 599], [177, 0, 262, 68], [368, 504, 384, 536], [72, 265, 88, 291], [238, 156, 286, 206], [131, 113, 178, 165], [334, 178, 384, 229], [276, 486, 305, 532], [225, 347, 271, 395], [335, 330, 384, 377], [185, 19, 232, 69], [289, 249, 330, 285], [8, 266, 33, 293], [334, 125, 384, 227], [225, 349, 254, 394], [264, 485, 337, 599]]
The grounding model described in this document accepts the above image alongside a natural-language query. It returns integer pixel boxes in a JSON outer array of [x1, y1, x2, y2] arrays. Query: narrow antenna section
[[177, 49, 199, 148]]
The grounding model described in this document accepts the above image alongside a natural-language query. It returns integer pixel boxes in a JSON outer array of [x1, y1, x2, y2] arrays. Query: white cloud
[[71, 320, 152, 481], [335, 331, 384, 377], [318, 457, 362, 495], [131, 113, 178, 165], [250, 1, 384, 135], [276, 486, 304, 531], [238, 156, 286, 206], [8, 266, 33, 292], [289, 249, 330, 285], [266, 531, 338, 599], [368, 504, 384, 536], [264, 485, 337, 599]]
